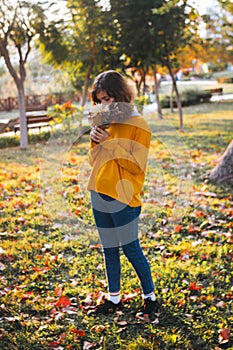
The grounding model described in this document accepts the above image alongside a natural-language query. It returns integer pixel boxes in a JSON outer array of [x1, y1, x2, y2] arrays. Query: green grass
[[0, 101, 232, 349]]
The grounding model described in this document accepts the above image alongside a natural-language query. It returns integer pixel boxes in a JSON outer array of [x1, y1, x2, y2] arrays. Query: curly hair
[[90, 70, 134, 104]]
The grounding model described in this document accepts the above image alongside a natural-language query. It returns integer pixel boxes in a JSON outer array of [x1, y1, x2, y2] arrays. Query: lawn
[[0, 101, 232, 350]]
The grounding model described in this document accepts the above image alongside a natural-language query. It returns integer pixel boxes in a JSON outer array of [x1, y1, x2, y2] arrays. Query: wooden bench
[[14, 111, 53, 133], [26, 105, 47, 112], [204, 87, 223, 96]]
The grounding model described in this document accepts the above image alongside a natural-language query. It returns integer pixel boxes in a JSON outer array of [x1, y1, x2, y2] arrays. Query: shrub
[[0, 132, 51, 149], [135, 95, 151, 113], [160, 89, 212, 108], [47, 101, 84, 133]]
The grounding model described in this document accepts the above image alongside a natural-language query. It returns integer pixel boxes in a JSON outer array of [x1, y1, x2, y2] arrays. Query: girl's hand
[[90, 126, 110, 143]]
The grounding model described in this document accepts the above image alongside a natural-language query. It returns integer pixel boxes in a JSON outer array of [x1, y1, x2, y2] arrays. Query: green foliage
[[0, 132, 51, 149], [47, 101, 83, 133], [39, 0, 118, 101]]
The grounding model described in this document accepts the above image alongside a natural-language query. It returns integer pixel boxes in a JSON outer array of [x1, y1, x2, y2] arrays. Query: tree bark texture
[[153, 69, 163, 119], [208, 140, 233, 184]]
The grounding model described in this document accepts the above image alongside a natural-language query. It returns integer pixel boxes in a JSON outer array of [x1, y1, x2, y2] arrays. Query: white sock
[[109, 293, 121, 304], [143, 292, 156, 301]]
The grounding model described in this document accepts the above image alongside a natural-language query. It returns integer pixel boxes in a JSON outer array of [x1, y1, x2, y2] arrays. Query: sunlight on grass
[[0, 102, 232, 349]]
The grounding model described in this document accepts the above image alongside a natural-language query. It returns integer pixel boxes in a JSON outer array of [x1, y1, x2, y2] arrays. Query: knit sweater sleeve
[[100, 127, 150, 175]]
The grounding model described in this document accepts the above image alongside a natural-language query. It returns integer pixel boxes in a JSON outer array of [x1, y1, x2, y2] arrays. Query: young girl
[[87, 70, 158, 322]]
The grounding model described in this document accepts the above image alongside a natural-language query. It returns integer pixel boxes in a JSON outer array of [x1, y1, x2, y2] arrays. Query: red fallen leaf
[[31, 266, 50, 273], [74, 209, 81, 216], [134, 288, 141, 294], [55, 287, 63, 296], [48, 341, 60, 347], [225, 293, 233, 300], [90, 243, 102, 249], [201, 254, 210, 260], [187, 225, 200, 233], [71, 328, 85, 337], [74, 185, 80, 193], [58, 332, 66, 342], [31, 266, 40, 272], [218, 327, 231, 344], [177, 299, 184, 308], [174, 225, 183, 233], [20, 291, 33, 301], [55, 296, 71, 308], [70, 157, 77, 164], [189, 282, 203, 291], [192, 210, 205, 218], [121, 292, 137, 303]]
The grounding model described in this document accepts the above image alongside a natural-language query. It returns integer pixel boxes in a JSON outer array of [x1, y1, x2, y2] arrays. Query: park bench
[[26, 105, 47, 112], [14, 111, 53, 134], [204, 87, 223, 96]]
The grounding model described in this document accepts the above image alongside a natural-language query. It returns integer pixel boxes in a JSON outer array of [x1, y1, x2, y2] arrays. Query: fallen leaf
[[71, 328, 85, 337], [121, 292, 137, 303], [90, 324, 109, 333], [174, 225, 183, 233], [189, 282, 203, 291], [116, 320, 128, 327], [218, 327, 231, 344], [216, 301, 226, 309], [55, 296, 71, 308]]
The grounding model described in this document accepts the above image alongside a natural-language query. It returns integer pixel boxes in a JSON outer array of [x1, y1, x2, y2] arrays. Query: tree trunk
[[170, 83, 174, 113], [81, 62, 94, 107], [166, 61, 184, 132], [18, 84, 28, 150], [153, 69, 163, 119], [207, 140, 233, 184], [142, 67, 148, 95], [0, 40, 29, 149]]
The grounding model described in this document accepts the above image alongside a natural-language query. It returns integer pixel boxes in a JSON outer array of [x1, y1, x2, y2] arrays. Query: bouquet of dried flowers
[[88, 102, 133, 129]]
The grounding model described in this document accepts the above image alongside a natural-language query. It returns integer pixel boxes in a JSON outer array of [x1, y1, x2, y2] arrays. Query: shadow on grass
[[106, 303, 211, 350]]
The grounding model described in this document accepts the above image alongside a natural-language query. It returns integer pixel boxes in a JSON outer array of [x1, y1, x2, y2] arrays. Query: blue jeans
[[91, 191, 154, 294]]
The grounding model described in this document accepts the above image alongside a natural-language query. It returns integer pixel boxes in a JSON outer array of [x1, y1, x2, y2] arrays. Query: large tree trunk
[[207, 140, 233, 184], [18, 84, 28, 150]]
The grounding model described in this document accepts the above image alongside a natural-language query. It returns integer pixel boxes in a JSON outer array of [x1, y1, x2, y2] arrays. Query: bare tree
[[0, 0, 46, 149]]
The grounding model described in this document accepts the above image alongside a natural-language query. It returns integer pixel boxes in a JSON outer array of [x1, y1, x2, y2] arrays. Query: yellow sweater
[[87, 115, 151, 207]]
